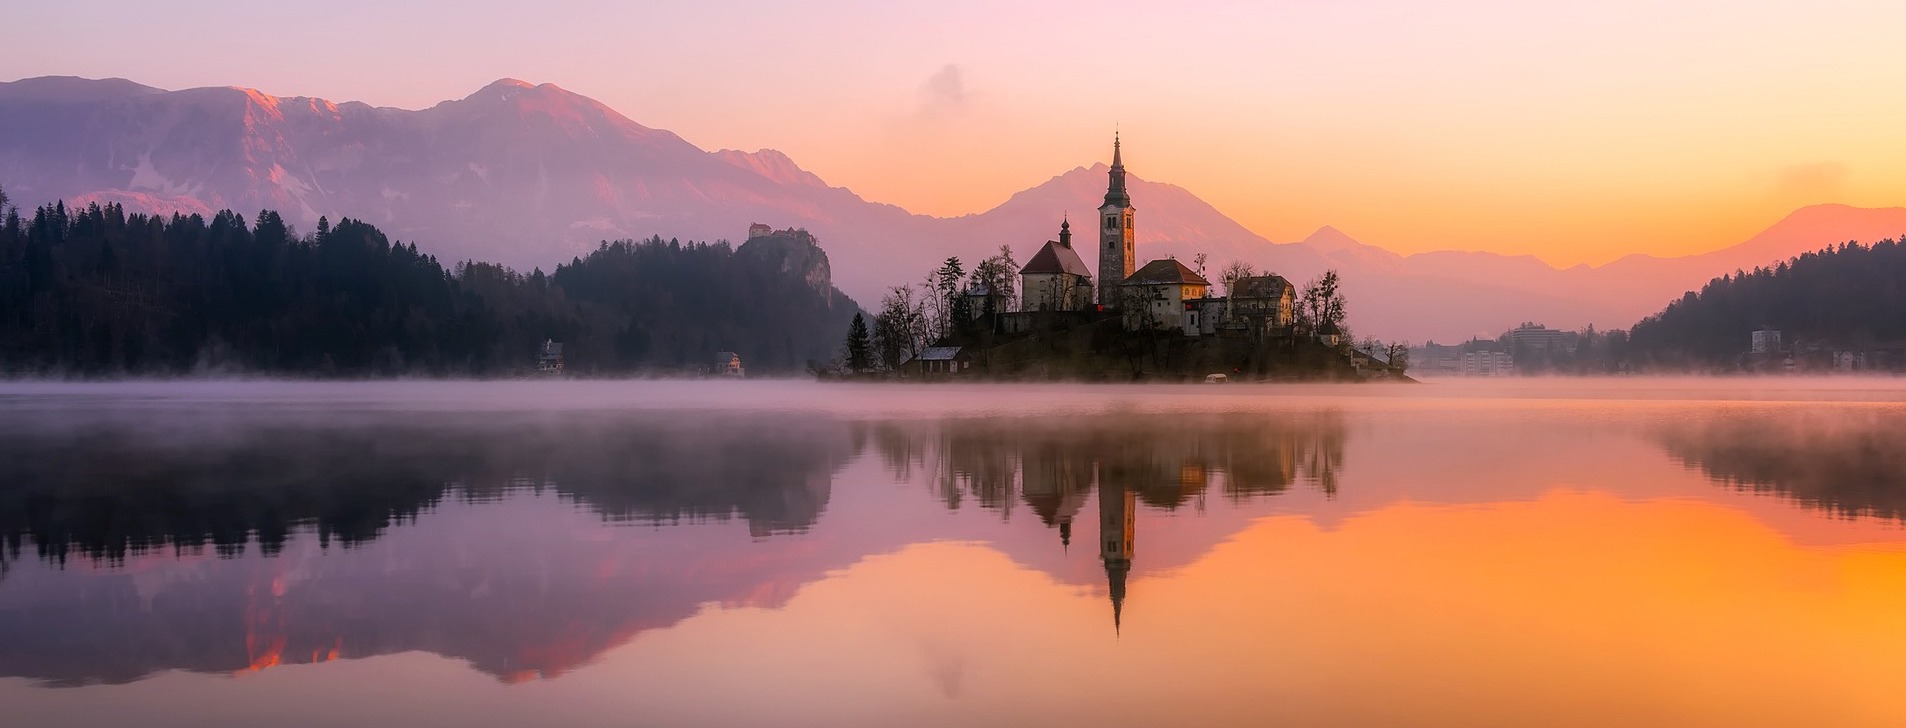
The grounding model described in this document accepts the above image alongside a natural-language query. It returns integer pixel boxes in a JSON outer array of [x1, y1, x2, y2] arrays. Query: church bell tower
[[1097, 134, 1136, 306]]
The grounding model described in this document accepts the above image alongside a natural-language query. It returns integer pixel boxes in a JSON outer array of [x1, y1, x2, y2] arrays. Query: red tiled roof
[[1121, 258, 1210, 287], [1020, 240, 1093, 277]]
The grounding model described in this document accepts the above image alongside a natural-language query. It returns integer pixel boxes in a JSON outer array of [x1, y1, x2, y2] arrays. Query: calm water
[[5, 379, 1906, 727]]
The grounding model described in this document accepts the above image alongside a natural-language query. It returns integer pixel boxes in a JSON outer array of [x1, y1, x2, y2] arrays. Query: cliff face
[[737, 229, 835, 301]]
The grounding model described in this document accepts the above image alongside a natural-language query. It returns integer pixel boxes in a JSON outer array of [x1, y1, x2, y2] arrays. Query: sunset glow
[[8, 1, 1905, 264]]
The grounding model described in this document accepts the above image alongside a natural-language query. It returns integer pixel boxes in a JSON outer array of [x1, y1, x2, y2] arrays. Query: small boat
[[1204, 373, 1229, 384]]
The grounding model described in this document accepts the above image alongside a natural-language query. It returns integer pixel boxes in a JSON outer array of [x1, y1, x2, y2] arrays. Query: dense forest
[[1626, 239, 1906, 369], [0, 188, 859, 375]]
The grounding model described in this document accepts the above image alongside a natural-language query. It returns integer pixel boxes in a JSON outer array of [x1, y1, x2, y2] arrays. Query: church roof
[[1020, 239, 1093, 277], [1231, 274, 1293, 299], [1103, 134, 1131, 208], [1122, 258, 1210, 287]]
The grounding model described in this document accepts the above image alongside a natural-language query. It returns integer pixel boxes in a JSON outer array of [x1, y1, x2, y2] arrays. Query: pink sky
[[6, 0, 1906, 264]]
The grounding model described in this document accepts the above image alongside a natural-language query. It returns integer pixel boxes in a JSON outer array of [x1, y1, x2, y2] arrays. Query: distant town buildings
[[1413, 339, 1515, 377], [1462, 350, 1515, 376], [1508, 322, 1572, 356]]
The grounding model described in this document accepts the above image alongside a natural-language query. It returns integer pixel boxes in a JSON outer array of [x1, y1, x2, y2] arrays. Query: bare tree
[[874, 284, 926, 369], [1385, 341, 1412, 372], [1219, 260, 1257, 297], [1298, 270, 1346, 334]]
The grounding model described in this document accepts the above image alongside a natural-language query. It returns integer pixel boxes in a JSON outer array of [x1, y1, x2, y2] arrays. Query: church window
[[1106, 216, 1116, 230]]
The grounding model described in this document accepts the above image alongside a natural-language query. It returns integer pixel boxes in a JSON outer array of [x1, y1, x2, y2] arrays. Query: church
[[1013, 136, 1292, 337]]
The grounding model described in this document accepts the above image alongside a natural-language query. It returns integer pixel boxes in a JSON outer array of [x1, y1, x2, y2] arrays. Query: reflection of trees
[[0, 412, 859, 566], [867, 412, 1349, 520], [1657, 414, 1906, 521]]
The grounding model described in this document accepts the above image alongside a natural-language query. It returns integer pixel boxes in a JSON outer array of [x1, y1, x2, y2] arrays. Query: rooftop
[[919, 346, 963, 361], [1122, 258, 1210, 287], [1020, 239, 1093, 277], [1231, 274, 1292, 298]]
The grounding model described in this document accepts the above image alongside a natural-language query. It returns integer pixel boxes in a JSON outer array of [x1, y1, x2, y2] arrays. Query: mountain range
[[4, 75, 1904, 342]]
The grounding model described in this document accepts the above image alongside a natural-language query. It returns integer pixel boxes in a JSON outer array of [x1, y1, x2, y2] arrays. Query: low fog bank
[[2, 377, 1905, 427]]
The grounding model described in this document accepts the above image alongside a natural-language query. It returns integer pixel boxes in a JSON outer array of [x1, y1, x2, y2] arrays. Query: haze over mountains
[[3, 75, 1903, 342]]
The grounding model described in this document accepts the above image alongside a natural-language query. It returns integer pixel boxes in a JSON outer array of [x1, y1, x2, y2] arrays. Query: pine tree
[[845, 312, 873, 373]]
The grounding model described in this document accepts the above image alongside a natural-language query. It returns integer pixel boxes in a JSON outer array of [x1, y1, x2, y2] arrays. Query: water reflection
[[1657, 411, 1906, 521], [11, 384, 1906, 726], [868, 413, 1346, 631], [0, 411, 858, 566], [0, 408, 1347, 687]]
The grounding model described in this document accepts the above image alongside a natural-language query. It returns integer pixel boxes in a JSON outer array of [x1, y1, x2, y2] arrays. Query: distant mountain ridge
[[4, 75, 1903, 342]]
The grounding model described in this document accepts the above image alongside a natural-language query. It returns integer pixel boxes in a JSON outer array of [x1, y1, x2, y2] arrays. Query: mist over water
[[4, 378, 1906, 727]]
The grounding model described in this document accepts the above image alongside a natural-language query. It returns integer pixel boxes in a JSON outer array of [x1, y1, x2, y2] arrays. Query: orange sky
[[8, 1, 1906, 264]]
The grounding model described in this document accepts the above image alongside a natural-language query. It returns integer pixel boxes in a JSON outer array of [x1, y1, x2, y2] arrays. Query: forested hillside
[[0, 190, 858, 376], [1626, 239, 1906, 368]]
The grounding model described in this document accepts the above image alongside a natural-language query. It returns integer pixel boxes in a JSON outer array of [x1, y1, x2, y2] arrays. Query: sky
[[7, 0, 1906, 265]]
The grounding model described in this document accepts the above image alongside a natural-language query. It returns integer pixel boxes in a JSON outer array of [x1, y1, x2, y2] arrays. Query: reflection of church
[[1021, 452, 1137, 633], [878, 413, 1347, 634], [1100, 474, 1135, 633]]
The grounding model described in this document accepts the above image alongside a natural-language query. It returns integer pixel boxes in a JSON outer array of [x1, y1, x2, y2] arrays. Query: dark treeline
[[1627, 238, 1906, 368], [0, 192, 858, 375]]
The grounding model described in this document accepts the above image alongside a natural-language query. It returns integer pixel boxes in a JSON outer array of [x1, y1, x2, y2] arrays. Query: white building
[[1119, 259, 1211, 333], [1460, 351, 1514, 376], [1752, 329, 1782, 354]]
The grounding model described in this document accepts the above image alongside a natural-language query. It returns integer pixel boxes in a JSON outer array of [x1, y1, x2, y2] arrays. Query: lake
[[4, 378, 1906, 727]]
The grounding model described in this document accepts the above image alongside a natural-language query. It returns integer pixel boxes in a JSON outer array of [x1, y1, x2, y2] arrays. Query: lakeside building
[[1751, 329, 1782, 354], [537, 340, 565, 373], [1229, 275, 1296, 333], [905, 346, 972, 378], [714, 351, 745, 377], [1119, 259, 1212, 333], [1461, 350, 1515, 376], [1508, 322, 1572, 356]]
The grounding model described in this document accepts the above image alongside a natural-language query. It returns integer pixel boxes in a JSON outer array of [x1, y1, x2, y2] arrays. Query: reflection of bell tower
[[1098, 474, 1135, 633]]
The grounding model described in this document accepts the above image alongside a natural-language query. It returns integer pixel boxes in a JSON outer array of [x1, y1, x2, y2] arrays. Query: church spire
[[1059, 216, 1072, 248], [1103, 133, 1130, 207]]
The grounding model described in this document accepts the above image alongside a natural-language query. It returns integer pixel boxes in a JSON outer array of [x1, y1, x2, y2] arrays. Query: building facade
[[1752, 329, 1783, 354], [1119, 259, 1211, 332], [1229, 274, 1296, 332]]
